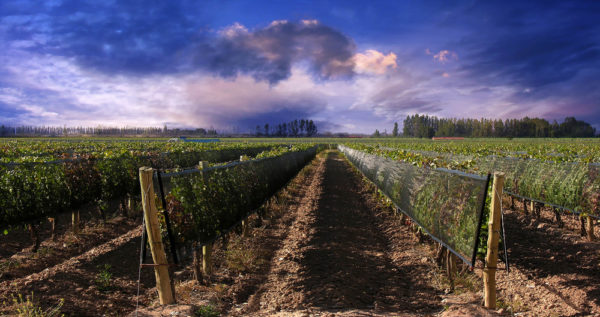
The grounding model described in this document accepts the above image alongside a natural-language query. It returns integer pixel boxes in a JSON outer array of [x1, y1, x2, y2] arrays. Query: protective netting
[[339, 145, 489, 266], [377, 146, 600, 218], [0, 145, 278, 228], [471, 157, 600, 217], [156, 147, 318, 245]]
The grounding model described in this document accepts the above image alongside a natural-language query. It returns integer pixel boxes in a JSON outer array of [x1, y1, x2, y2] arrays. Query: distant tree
[[264, 123, 269, 136], [300, 119, 306, 135], [255, 125, 262, 136], [392, 122, 399, 137], [373, 129, 380, 137], [306, 120, 318, 136]]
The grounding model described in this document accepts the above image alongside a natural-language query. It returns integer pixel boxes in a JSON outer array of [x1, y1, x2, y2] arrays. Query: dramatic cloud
[[0, 0, 599, 133], [353, 50, 397, 75], [196, 20, 356, 84]]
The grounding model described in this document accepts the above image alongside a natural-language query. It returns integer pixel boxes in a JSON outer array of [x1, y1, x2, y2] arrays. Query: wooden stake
[[198, 161, 208, 170], [241, 219, 249, 237], [553, 207, 563, 228], [28, 222, 40, 253], [193, 243, 202, 282], [446, 250, 456, 292], [436, 245, 446, 266], [48, 217, 56, 241], [202, 244, 212, 275], [587, 216, 595, 241], [580, 217, 587, 237], [139, 167, 175, 305], [72, 210, 80, 234], [484, 172, 504, 309], [523, 198, 528, 214]]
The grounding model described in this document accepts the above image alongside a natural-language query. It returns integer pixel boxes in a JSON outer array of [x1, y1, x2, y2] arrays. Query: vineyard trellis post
[[202, 244, 212, 275], [239, 155, 249, 237], [139, 167, 175, 305], [72, 210, 80, 234], [484, 172, 504, 309]]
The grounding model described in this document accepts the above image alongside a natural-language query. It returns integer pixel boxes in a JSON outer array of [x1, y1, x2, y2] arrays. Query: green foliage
[[167, 146, 317, 244], [94, 264, 113, 292], [346, 141, 600, 216], [195, 304, 220, 317], [0, 141, 301, 228], [3, 292, 64, 317], [340, 145, 489, 264]]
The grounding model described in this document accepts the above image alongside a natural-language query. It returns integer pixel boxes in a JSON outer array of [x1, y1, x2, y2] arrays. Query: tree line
[[0, 125, 218, 137], [256, 119, 317, 137], [401, 115, 597, 138]]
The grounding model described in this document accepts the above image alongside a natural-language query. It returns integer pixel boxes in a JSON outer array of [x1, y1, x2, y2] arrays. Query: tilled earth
[[493, 201, 600, 316], [2, 150, 600, 316], [235, 151, 443, 316]]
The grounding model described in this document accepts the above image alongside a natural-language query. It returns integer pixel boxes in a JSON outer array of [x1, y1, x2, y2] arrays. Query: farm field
[[1, 137, 600, 316]]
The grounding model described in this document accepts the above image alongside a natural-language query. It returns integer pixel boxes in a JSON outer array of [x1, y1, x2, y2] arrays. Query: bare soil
[[3, 150, 600, 317], [492, 199, 600, 316]]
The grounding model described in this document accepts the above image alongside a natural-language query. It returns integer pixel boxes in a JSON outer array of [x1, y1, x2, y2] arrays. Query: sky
[[0, 0, 599, 134]]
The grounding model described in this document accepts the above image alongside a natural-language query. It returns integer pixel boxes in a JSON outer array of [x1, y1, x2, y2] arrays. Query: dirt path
[[236, 151, 442, 316]]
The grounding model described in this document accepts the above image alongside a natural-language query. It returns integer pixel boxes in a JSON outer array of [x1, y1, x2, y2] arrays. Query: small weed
[[497, 297, 528, 314], [195, 304, 220, 317], [2, 292, 64, 317], [32, 247, 54, 259], [0, 258, 22, 273], [225, 236, 266, 273], [95, 264, 113, 292]]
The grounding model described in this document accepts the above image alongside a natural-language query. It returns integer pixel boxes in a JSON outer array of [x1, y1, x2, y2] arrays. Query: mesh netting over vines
[[339, 145, 489, 266], [472, 157, 600, 215], [156, 147, 318, 246]]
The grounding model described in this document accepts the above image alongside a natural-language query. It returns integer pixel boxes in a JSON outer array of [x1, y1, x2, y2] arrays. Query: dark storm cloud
[[234, 105, 320, 128], [0, 0, 204, 74], [195, 20, 356, 84], [1, 2, 356, 83]]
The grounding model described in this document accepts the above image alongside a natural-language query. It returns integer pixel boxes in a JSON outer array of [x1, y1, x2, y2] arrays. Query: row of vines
[[342, 143, 600, 218], [0, 142, 300, 228], [161, 144, 320, 245]]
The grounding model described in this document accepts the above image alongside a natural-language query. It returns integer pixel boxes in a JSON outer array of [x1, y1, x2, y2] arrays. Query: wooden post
[[72, 210, 80, 234], [239, 156, 249, 237], [446, 250, 456, 292], [241, 219, 249, 237], [523, 199, 528, 214], [28, 222, 40, 253], [436, 245, 447, 266], [587, 216, 595, 241], [530, 201, 535, 217], [580, 216, 587, 237], [202, 244, 212, 275], [554, 207, 563, 228], [198, 161, 208, 170], [139, 167, 175, 305], [48, 217, 56, 241], [193, 243, 202, 282], [484, 172, 504, 309]]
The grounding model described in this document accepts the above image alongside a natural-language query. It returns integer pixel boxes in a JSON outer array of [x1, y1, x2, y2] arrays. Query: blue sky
[[1, 0, 598, 133]]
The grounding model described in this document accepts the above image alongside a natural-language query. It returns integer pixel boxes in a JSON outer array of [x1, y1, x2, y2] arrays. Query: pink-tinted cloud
[[433, 50, 458, 63], [353, 50, 397, 75]]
